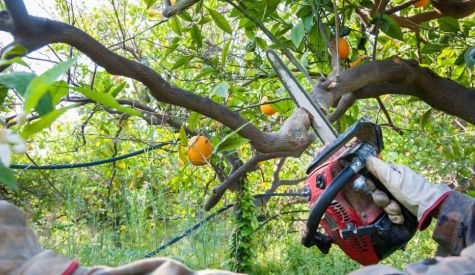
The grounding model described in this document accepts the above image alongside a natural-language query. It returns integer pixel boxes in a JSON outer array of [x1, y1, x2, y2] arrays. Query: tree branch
[[254, 158, 306, 207], [3, 0, 31, 32], [0, 7, 313, 154], [311, 57, 475, 124], [392, 11, 443, 31], [205, 151, 304, 211], [162, 0, 200, 18], [431, 0, 475, 18]]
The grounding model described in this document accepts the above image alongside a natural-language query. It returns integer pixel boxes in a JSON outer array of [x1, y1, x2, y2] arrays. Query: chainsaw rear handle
[[301, 144, 376, 249]]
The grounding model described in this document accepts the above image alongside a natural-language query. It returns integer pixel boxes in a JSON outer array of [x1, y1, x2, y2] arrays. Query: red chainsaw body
[[305, 146, 384, 265]]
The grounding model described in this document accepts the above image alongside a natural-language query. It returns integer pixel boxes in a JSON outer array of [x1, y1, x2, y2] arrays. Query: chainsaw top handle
[[301, 120, 384, 249], [306, 119, 384, 174]]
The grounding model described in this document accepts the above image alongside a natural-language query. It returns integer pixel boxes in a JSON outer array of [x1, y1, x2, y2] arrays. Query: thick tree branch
[[392, 11, 443, 31], [432, 0, 475, 18], [3, 0, 31, 32], [311, 57, 475, 124], [0, 7, 313, 154], [204, 109, 316, 210], [162, 0, 200, 18]]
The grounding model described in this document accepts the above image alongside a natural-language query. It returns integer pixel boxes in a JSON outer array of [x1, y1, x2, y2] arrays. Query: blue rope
[[10, 141, 172, 170]]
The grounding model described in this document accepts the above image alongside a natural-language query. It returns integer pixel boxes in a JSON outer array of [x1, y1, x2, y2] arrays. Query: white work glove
[[366, 156, 453, 228]]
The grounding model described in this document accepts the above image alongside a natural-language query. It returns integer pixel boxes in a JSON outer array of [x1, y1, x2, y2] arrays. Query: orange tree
[[0, 0, 473, 271]]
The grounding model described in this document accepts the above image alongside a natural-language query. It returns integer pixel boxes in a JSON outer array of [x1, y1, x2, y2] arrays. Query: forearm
[[431, 192, 475, 256]]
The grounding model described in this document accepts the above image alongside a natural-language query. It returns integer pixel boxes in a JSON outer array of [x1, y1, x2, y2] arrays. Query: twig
[[25, 153, 66, 200], [385, 0, 419, 15], [376, 97, 403, 135], [226, 0, 315, 86], [230, 97, 292, 112], [205, 151, 303, 211], [332, 0, 340, 75], [311, 0, 338, 69]]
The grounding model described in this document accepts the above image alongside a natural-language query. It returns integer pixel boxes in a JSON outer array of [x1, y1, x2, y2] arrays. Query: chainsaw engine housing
[[304, 145, 418, 265]]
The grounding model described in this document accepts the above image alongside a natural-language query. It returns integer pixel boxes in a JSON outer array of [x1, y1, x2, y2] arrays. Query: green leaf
[[0, 72, 62, 115], [20, 106, 73, 138], [0, 85, 7, 105], [464, 46, 475, 68], [454, 49, 467, 66], [302, 15, 313, 32], [212, 122, 250, 154], [308, 25, 325, 52], [244, 27, 255, 40], [179, 126, 187, 146], [170, 17, 182, 36], [214, 136, 248, 153], [420, 108, 432, 129], [142, 0, 158, 9], [109, 81, 127, 98], [0, 56, 30, 68], [0, 72, 35, 95], [23, 58, 76, 113], [34, 92, 54, 116], [255, 37, 267, 50], [211, 82, 228, 98], [188, 112, 201, 131], [222, 39, 231, 67], [421, 43, 445, 54], [74, 87, 141, 116], [198, 15, 212, 25], [179, 11, 193, 22], [1, 44, 27, 60], [0, 162, 17, 190], [178, 145, 188, 163], [206, 7, 233, 34], [291, 21, 305, 48], [190, 24, 203, 48], [380, 15, 403, 41], [357, 36, 367, 51], [438, 17, 460, 33], [171, 55, 193, 70]]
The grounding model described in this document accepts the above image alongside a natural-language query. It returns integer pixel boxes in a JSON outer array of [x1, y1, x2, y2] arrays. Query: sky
[[1, 0, 57, 73]]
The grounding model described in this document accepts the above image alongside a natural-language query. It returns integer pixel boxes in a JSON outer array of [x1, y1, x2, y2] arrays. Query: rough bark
[[312, 57, 475, 124]]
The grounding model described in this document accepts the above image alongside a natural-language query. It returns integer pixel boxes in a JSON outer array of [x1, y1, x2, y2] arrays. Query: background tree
[[0, 0, 473, 273]]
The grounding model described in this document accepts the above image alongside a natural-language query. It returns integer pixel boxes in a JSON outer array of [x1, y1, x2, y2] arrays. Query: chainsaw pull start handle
[[301, 144, 375, 249]]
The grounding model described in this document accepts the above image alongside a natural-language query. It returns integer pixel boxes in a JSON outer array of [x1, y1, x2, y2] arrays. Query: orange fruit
[[187, 135, 213, 166], [332, 37, 350, 60], [147, 9, 158, 17], [260, 96, 276, 116], [414, 0, 429, 8]]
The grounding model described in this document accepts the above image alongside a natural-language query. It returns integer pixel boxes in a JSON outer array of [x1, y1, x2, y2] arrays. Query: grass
[[35, 195, 437, 275]]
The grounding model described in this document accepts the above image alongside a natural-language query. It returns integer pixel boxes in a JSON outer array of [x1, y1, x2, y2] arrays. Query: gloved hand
[[366, 156, 453, 229]]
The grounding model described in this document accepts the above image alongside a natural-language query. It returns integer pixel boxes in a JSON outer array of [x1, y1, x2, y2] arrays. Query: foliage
[[228, 179, 257, 272], [0, 0, 474, 274]]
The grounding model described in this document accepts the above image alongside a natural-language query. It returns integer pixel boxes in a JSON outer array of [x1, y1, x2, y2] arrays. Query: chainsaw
[[266, 50, 417, 266]]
